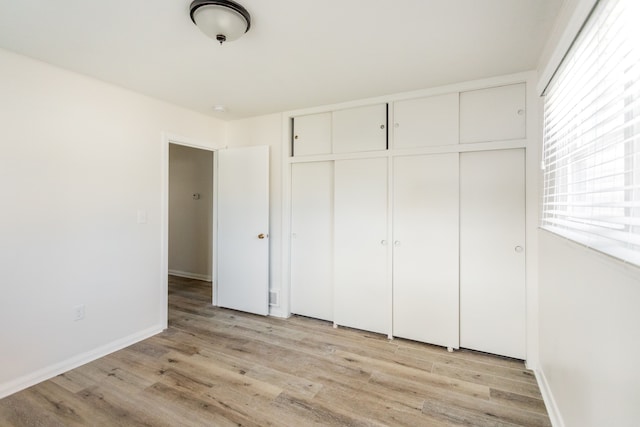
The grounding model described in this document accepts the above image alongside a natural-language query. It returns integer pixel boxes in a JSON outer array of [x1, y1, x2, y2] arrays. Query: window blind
[[541, 0, 640, 266]]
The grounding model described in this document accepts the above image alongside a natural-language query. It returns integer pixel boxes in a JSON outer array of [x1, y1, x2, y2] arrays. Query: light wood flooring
[[0, 276, 551, 426]]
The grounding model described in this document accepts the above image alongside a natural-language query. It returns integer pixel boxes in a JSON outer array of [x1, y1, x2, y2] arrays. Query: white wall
[[0, 48, 225, 397], [168, 144, 213, 280], [535, 1, 640, 425], [225, 114, 284, 316], [538, 232, 640, 427]]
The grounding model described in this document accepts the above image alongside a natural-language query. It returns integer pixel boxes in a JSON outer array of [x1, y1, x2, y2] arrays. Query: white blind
[[542, 0, 640, 266]]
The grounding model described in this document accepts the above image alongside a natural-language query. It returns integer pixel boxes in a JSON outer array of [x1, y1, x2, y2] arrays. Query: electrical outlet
[[74, 304, 85, 321]]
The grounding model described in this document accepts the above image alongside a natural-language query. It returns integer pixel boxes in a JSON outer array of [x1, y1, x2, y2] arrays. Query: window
[[542, 0, 640, 265]]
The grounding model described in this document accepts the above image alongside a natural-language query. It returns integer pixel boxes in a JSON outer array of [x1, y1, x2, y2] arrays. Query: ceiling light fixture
[[189, 0, 251, 45]]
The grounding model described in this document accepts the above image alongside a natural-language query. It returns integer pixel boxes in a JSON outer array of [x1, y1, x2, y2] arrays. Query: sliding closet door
[[393, 154, 459, 349], [290, 162, 333, 321], [460, 148, 526, 359], [334, 157, 388, 334]]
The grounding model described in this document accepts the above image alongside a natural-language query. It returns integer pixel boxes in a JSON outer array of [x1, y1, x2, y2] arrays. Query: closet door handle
[[258, 233, 267, 239], [394, 240, 401, 247], [515, 245, 523, 253], [381, 240, 387, 246]]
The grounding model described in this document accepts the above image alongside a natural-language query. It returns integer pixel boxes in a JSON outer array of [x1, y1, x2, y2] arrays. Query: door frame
[[161, 132, 224, 329]]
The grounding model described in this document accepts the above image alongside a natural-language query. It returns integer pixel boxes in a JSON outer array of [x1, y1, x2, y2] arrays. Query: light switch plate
[[137, 210, 147, 224]]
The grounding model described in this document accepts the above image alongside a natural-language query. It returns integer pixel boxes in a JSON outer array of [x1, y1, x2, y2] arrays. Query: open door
[[216, 145, 270, 316]]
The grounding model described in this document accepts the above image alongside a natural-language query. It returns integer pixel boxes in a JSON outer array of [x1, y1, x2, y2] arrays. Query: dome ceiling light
[[189, 0, 251, 45]]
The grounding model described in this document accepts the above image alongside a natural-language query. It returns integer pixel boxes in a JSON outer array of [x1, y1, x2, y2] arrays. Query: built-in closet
[[288, 81, 527, 359]]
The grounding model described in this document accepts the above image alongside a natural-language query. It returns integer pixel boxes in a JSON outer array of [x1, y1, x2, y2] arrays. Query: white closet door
[[290, 162, 333, 321], [393, 154, 459, 349], [334, 158, 388, 334], [460, 148, 526, 359]]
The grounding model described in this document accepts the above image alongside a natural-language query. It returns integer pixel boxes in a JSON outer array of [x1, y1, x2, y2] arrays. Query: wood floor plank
[[489, 388, 549, 415], [270, 392, 382, 427], [244, 364, 324, 400], [432, 363, 544, 399], [142, 381, 261, 427], [397, 345, 537, 384], [75, 386, 173, 427], [0, 392, 68, 427], [0, 277, 551, 426], [311, 376, 455, 427]]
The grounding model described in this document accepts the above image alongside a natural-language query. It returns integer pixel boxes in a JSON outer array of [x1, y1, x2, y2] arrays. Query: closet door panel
[[332, 104, 387, 154], [393, 94, 459, 149], [334, 158, 388, 334], [292, 113, 332, 156], [393, 154, 459, 348], [460, 149, 526, 359], [290, 162, 333, 321], [460, 83, 526, 143]]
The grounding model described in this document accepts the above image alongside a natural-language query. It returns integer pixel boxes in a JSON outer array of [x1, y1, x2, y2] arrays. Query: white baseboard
[[534, 367, 565, 427], [168, 269, 212, 282], [268, 306, 290, 318], [0, 324, 163, 399]]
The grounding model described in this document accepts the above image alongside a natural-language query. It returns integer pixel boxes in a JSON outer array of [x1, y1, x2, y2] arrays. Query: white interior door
[[290, 161, 334, 321], [217, 146, 270, 316], [334, 157, 388, 334], [393, 154, 459, 349], [460, 148, 526, 359]]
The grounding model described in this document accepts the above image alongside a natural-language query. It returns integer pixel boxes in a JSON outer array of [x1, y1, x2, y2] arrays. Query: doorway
[[167, 143, 215, 319], [160, 135, 271, 329], [168, 144, 214, 282]]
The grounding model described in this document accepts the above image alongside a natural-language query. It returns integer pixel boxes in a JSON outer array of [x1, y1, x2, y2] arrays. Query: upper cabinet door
[[393, 93, 459, 149], [292, 112, 332, 157], [332, 104, 387, 154], [459, 83, 526, 143]]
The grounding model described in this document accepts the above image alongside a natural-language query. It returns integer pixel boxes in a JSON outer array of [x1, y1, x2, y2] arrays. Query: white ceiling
[[0, 0, 563, 120]]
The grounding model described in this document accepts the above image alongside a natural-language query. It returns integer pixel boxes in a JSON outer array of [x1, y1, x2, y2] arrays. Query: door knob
[[258, 233, 267, 239], [381, 240, 387, 246], [394, 240, 401, 247], [515, 245, 523, 253]]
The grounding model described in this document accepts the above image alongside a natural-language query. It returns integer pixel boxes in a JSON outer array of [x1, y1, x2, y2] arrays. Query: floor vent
[[269, 290, 279, 306]]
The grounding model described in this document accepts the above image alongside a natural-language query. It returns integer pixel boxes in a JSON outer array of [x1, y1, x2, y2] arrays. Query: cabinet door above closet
[[292, 112, 332, 156], [393, 93, 458, 149], [332, 104, 387, 154], [460, 83, 526, 143]]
